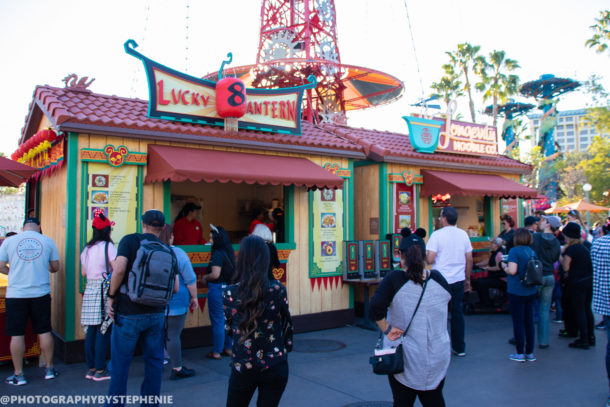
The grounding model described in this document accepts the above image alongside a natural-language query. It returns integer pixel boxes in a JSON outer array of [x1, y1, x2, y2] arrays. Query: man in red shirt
[[174, 203, 206, 245]]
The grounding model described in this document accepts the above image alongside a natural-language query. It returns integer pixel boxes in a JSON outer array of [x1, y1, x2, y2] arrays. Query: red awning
[[0, 156, 39, 187], [146, 145, 344, 189], [421, 170, 537, 199]]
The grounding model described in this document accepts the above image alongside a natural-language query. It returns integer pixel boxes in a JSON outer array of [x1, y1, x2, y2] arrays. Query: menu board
[[86, 163, 139, 243], [393, 183, 416, 233], [311, 188, 344, 277]]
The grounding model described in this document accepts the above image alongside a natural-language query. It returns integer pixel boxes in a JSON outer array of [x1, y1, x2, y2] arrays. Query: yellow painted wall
[[353, 165, 379, 240]]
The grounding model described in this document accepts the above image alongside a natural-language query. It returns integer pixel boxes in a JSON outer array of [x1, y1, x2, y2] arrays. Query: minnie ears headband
[[92, 211, 115, 230]]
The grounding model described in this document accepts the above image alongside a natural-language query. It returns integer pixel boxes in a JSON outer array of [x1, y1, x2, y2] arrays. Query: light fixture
[[583, 183, 592, 192]]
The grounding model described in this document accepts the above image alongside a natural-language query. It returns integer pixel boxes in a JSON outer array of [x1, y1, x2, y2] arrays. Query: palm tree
[[474, 50, 520, 128], [585, 10, 610, 55], [430, 64, 463, 118], [446, 43, 481, 123]]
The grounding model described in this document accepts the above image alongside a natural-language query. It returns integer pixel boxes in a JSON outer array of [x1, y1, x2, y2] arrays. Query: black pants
[[561, 281, 578, 336], [571, 281, 594, 342], [226, 360, 288, 407], [388, 375, 445, 407]]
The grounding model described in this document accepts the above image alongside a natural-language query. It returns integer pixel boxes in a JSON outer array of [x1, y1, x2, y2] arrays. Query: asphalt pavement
[[1, 313, 607, 407]]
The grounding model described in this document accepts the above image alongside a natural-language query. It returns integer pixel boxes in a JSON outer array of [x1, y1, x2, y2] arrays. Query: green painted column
[[64, 132, 79, 341], [378, 163, 388, 238], [163, 180, 171, 222]]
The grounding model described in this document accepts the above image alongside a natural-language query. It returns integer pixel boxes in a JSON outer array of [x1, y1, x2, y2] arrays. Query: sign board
[[125, 40, 314, 135], [310, 188, 344, 278], [393, 183, 416, 233]]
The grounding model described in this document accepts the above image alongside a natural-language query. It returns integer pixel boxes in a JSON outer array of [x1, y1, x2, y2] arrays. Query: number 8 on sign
[[216, 77, 247, 118]]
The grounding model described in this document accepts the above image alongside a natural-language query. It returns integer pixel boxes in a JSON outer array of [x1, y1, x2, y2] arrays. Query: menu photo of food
[[398, 191, 411, 205], [91, 174, 109, 188], [91, 190, 109, 205], [399, 215, 411, 229], [321, 189, 335, 202], [321, 212, 336, 228], [321, 241, 336, 257]]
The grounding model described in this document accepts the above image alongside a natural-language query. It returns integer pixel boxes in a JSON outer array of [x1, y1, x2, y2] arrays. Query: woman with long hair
[[560, 222, 595, 349], [203, 225, 236, 359], [370, 234, 451, 407], [501, 228, 539, 362], [80, 213, 115, 381], [223, 235, 292, 407], [251, 224, 281, 281]]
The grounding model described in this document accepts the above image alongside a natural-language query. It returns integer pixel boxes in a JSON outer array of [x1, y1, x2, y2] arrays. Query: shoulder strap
[[104, 241, 110, 276], [401, 278, 428, 338]]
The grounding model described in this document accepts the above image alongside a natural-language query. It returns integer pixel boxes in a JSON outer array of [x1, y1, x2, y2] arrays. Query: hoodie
[[531, 232, 561, 276]]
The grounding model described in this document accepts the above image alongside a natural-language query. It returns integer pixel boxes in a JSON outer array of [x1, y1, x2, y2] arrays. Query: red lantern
[[216, 77, 247, 118]]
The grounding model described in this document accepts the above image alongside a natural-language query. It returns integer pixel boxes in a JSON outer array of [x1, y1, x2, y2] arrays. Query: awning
[[0, 156, 39, 187], [421, 170, 537, 199], [146, 145, 344, 190]]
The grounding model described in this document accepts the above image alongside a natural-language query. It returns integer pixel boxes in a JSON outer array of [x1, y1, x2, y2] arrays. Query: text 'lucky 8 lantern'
[[215, 52, 247, 118]]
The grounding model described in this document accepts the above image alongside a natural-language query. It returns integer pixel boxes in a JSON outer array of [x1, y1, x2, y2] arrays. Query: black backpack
[[521, 249, 543, 287]]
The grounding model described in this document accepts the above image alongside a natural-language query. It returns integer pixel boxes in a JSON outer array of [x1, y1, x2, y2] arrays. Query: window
[[567, 130, 574, 136], [565, 117, 574, 123]]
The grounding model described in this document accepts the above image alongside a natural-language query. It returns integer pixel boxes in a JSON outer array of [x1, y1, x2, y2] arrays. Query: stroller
[[464, 266, 508, 314]]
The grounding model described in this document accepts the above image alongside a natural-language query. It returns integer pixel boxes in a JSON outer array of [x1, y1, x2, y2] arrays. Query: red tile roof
[[22, 85, 531, 173]]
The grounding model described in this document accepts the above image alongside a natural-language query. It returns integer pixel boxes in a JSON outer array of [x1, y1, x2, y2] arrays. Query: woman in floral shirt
[[223, 235, 293, 407]]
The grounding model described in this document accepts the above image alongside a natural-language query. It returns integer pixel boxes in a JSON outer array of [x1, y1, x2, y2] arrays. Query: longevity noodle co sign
[[403, 115, 498, 157]]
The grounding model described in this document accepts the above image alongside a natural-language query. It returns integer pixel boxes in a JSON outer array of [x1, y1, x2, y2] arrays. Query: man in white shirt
[[0, 218, 60, 386], [426, 206, 473, 357]]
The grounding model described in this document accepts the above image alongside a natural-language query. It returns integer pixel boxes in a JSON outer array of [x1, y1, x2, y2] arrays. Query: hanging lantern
[[216, 76, 247, 118]]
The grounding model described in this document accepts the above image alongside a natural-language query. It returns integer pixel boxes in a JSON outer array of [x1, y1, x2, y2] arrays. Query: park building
[[527, 108, 608, 153]]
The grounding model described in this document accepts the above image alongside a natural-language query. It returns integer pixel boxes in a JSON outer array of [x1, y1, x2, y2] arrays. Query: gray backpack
[[120, 238, 177, 307]]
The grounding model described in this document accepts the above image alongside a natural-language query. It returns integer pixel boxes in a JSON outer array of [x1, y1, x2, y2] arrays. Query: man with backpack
[[531, 215, 562, 349], [105, 210, 179, 407]]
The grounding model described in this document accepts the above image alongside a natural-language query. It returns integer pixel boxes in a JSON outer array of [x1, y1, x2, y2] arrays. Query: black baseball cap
[[183, 202, 202, 212], [142, 210, 165, 227], [23, 217, 41, 226], [524, 216, 540, 226]]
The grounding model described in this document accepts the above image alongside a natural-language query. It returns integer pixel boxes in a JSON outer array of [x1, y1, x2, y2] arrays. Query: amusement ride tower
[[520, 74, 580, 202], [209, 0, 404, 124]]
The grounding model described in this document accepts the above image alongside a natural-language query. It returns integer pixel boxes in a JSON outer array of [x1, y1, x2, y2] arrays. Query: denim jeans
[[537, 275, 555, 346], [448, 281, 465, 353], [227, 360, 289, 407], [508, 293, 536, 355], [106, 313, 165, 407], [85, 325, 110, 371], [207, 282, 232, 354]]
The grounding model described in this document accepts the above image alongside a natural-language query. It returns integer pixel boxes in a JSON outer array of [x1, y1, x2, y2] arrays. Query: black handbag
[[369, 278, 428, 375]]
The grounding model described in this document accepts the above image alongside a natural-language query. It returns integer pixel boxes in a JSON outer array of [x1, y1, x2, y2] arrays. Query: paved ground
[[1, 313, 607, 407]]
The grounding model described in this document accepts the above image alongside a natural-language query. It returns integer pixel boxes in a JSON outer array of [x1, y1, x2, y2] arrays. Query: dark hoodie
[[531, 232, 561, 276]]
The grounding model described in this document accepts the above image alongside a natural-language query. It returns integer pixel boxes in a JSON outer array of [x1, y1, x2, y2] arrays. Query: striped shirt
[[592, 234, 610, 316]]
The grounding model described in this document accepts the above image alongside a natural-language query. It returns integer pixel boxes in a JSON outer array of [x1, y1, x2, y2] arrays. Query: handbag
[[369, 278, 428, 375]]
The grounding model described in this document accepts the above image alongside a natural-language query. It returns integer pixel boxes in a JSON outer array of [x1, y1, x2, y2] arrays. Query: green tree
[[446, 43, 481, 123], [430, 64, 463, 117], [585, 10, 610, 55], [474, 50, 520, 128], [521, 145, 544, 192], [555, 151, 588, 202], [577, 135, 610, 204]]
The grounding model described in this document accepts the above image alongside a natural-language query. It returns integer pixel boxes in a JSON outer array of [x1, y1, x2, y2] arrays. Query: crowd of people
[[0, 203, 293, 407], [0, 201, 608, 407]]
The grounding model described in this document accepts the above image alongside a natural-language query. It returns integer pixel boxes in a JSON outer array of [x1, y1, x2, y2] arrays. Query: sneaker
[[170, 366, 195, 380], [5, 373, 27, 386], [558, 329, 577, 338], [596, 321, 606, 330], [509, 353, 525, 362], [525, 353, 536, 362], [553, 319, 564, 324], [568, 339, 590, 350], [163, 358, 169, 365], [85, 369, 95, 380], [44, 367, 59, 380], [92, 370, 110, 382]]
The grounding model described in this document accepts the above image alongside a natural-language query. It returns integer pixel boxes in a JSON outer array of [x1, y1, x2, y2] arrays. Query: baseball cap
[[23, 217, 41, 226], [399, 234, 426, 254], [524, 216, 540, 226], [142, 210, 165, 227], [541, 215, 562, 229], [183, 202, 202, 213]]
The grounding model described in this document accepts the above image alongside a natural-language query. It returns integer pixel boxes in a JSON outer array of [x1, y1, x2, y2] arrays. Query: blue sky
[[1, 0, 608, 155]]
